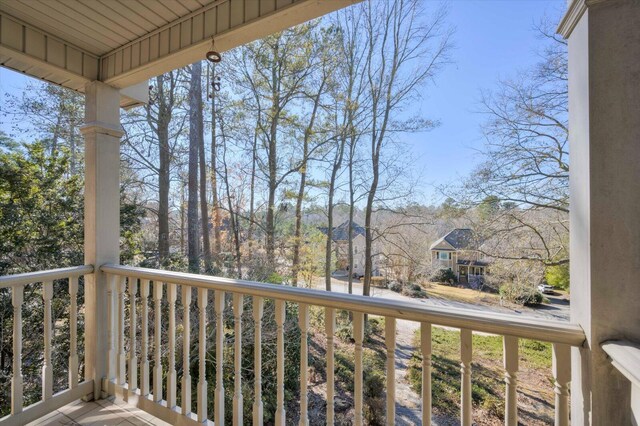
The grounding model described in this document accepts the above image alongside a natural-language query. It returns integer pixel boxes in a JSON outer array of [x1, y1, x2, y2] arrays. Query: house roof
[[457, 259, 490, 267], [430, 228, 475, 251], [318, 221, 365, 242]]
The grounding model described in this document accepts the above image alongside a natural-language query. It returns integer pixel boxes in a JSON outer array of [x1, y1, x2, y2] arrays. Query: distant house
[[430, 228, 490, 284], [319, 221, 372, 277]]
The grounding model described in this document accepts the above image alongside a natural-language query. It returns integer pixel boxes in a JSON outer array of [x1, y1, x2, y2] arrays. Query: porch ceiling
[[0, 0, 355, 103]]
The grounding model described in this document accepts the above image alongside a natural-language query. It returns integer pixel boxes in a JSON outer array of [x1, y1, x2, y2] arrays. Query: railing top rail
[[602, 340, 640, 387], [103, 264, 585, 346], [0, 265, 94, 289]]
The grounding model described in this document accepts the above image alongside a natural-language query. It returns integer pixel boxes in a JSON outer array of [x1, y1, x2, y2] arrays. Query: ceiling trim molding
[[557, 0, 613, 38]]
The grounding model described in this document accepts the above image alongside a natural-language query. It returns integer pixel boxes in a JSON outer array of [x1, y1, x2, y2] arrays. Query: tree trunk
[[363, 160, 378, 297], [292, 84, 324, 286], [210, 63, 222, 270], [347, 134, 357, 294], [180, 179, 186, 256], [220, 119, 243, 278], [265, 67, 280, 268], [155, 74, 171, 266], [199, 102, 212, 274], [188, 62, 202, 273], [247, 124, 258, 262], [197, 65, 212, 273], [325, 133, 347, 292]]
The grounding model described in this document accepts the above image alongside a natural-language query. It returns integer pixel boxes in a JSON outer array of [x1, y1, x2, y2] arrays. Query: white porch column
[[81, 81, 123, 399], [559, 1, 640, 424]]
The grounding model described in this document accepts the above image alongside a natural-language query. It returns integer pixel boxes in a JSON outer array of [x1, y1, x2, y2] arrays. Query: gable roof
[[318, 221, 365, 242], [430, 228, 475, 251]]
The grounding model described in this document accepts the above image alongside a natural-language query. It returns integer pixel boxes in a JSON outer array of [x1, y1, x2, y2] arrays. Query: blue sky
[[403, 0, 564, 203], [0, 0, 565, 202]]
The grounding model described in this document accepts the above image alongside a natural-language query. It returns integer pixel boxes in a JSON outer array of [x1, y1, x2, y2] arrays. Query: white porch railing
[[601, 340, 640, 423], [0, 265, 95, 426], [98, 264, 585, 426]]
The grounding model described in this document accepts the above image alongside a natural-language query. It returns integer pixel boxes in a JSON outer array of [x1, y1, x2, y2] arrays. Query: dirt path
[[393, 318, 422, 425]]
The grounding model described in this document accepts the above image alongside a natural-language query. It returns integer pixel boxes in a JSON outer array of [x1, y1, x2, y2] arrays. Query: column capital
[[557, 0, 614, 38], [80, 121, 124, 138]]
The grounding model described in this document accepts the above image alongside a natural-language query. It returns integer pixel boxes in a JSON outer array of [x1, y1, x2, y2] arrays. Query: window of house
[[439, 251, 450, 260]]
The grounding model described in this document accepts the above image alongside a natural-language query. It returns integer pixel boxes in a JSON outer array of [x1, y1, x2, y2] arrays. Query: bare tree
[[121, 70, 187, 266], [188, 62, 203, 272], [326, 9, 368, 293], [149, 73, 180, 264], [236, 24, 319, 267], [4, 82, 83, 171], [291, 31, 333, 286], [208, 63, 223, 270], [451, 19, 569, 266], [353, 0, 452, 296]]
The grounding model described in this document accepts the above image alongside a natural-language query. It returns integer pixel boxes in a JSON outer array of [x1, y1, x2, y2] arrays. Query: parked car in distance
[[538, 283, 555, 294]]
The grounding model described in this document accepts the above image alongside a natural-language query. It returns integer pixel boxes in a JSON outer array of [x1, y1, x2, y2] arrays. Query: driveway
[[312, 276, 571, 322]]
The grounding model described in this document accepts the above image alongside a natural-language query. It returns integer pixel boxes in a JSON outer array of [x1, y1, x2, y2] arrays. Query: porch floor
[[26, 397, 171, 426]]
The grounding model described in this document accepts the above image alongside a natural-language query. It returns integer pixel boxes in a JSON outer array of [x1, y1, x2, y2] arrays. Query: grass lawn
[[407, 326, 556, 425], [425, 282, 502, 306]]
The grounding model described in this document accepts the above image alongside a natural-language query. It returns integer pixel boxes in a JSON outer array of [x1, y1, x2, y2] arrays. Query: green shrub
[[336, 324, 352, 342], [266, 272, 285, 284], [499, 284, 543, 306], [431, 268, 457, 285], [482, 395, 505, 418], [367, 317, 384, 335], [389, 281, 403, 292], [363, 350, 386, 425], [401, 283, 427, 298], [545, 263, 570, 291]]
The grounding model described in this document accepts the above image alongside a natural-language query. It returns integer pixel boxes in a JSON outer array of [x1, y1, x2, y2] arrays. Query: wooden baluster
[[68, 277, 79, 389], [182, 285, 192, 416], [274, 300, 286, 426], [325, 308, 336, 426], [233, 294, 244, 426], [385, 317, 396, 426], [460, 329, 472, 426], [42, 280, 53, 400], [253, 297, 264, 426], [503, 335, 519, 426], [107, 274, 116, 383], [552, 343, 571, 426], [215, 290, 225, 425], [117, 276, 126, 386], [197, 288, 208, 422], [167, 283, 177, 409], [421, 322, 432, 426], [140, 279, 150, 397], [299, 304, 309, 426], [153, 281, 163, 402], [128, 277, 138, 392], [353, 312, 364, 426], [11, 285, 24, 414]]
